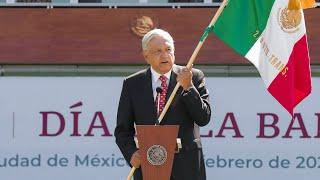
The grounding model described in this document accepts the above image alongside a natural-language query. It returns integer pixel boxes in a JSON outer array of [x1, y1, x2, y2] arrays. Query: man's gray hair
[[142, 29, 174, 51]]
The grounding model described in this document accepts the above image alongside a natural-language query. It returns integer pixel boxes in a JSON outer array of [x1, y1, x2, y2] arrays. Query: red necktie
[[155, 75, 168, 116]]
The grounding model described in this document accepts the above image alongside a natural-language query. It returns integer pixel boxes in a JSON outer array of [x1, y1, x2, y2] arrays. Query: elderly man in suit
[[114, 28, 211, 180]]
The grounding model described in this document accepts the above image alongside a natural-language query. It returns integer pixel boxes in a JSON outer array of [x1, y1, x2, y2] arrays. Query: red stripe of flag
[[267, 35, 312, 115]]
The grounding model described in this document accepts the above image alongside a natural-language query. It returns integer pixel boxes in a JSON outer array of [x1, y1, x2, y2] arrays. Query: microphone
[[155, 87, 163, 125], [156, 87, 163, 94]]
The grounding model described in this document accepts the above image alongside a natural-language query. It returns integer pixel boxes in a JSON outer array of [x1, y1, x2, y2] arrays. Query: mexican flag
[[212, 0, 313, 114]]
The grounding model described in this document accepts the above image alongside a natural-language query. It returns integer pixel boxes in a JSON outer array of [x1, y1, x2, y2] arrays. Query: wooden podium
[[136, 125, 179, 180]]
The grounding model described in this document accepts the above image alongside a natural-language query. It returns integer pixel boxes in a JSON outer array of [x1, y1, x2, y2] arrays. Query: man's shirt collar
[[150, 67, 172, 83]]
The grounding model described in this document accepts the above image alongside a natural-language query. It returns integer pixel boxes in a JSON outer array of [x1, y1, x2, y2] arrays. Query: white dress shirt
[[150, 67, 171, 101]]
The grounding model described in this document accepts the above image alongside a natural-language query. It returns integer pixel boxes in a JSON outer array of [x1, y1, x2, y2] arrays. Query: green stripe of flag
[[212, 0, 276, 55]]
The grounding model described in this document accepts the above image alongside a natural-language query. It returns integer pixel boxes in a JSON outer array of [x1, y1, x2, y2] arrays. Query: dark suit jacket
[[115, 65, 211, 180]]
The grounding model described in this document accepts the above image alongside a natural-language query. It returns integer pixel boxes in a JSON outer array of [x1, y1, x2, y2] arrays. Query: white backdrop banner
[[0, 77, 319, 180]]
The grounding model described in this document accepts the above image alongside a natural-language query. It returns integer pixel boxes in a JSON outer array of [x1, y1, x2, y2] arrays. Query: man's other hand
[[130, 150, 141, 168]]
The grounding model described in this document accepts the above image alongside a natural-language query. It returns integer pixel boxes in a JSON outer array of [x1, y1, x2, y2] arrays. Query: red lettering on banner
[[256, 113, 280, 138], [201, 130, 213, 138], [39, 111, 65, 136], [315, 113, 320, 138], [282, 113, 311, 138], [70, 111, 81, 136], [38, 107, 319, 139], [39, 102, 112, 137], [215, 113, 244, 138], [84, 112, 112, 137]]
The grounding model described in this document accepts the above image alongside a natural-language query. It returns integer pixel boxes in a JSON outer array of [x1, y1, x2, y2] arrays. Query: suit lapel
[[160, 65, 182, 124], [143, 68, 157, 122], [165, 66, 178, 103]]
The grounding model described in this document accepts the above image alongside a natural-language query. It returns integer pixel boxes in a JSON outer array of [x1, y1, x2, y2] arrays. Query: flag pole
[[126, 0, 229, 179], [126, 167, 136, 180]]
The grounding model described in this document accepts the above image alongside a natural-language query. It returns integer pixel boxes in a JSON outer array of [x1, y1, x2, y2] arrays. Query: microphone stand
[[155, 87, 163, 125]]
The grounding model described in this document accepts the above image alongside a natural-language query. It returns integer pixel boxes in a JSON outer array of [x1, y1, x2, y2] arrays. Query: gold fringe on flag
[[288, 0, 316, 10]]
